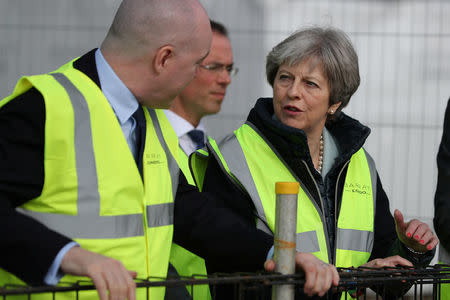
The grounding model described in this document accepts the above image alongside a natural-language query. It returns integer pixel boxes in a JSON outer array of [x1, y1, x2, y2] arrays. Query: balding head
[[101, 0, 212, 108], [103, 0, 204, 55]]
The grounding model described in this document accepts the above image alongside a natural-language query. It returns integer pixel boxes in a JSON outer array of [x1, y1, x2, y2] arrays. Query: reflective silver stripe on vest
[[18, 72, 144, 239], [52, 73, 100, 216], [147, 108, 179, 227], [147, 203, 175, 228], [439, 245, 450, 264], [335, 149, 377, 253], [16, 210, 144, 239], [336, 228, 374, 252], [297, 231, 320, 253], [218, 134, 272, 235]]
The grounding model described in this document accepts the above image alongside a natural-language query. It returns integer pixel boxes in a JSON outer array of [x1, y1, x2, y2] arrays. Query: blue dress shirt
[[164, 110, 206, 156], [96, 49, 140, 159]]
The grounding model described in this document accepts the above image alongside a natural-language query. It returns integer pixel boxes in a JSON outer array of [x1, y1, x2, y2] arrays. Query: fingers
[[310, 264, 329, 297], [331, 263, 340, 286], [418, 230, 435, 249], [127, 278, 137, 300], [405, 219, 427, 240], [126, 271, 138, 300], [302, 261, 317, 296], [61, 247, 136, 300], [268, 252, 339, 296], [388, 255, 413, 267], [304, 262, 337, 297], [394, 209, 405, 232], [425, 236, 439, 251], [90, 273, 108, 300], [403, 220, 438, 251], [264, 259, 276, 272], [317, 264, 335, 297], [89, 260, 136, 300], [393, 210, 439, 252], [128, 271, 138, 279], [104, 269, 125, 300], [363, 256, 413, 268], [113, 266, 137, 300], [295, 253, 338, 297]]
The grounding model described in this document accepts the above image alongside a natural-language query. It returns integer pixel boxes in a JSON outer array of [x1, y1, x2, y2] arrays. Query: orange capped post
[[275, 182, 300, 195], [272, 182, 299, 300]]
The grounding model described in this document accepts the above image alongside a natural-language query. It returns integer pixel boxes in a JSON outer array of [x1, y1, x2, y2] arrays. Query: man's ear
[[153, 45, 174, 74]]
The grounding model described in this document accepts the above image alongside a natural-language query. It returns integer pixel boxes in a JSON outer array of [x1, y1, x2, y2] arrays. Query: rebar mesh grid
[[1, 265, 449, 299]]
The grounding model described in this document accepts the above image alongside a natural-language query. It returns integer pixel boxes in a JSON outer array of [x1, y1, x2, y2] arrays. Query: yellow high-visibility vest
[[193, 122, 377, 268], [0, 61, 179, 300]]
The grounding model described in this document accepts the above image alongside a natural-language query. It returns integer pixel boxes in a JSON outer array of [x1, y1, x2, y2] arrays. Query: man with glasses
[[165, 20, 237, 156], [164, 20, 236, 300]]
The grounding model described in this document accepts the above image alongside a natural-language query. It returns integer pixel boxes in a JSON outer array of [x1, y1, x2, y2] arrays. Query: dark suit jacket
[[434, 98, 450, 253], [0, 49, 273, 285]]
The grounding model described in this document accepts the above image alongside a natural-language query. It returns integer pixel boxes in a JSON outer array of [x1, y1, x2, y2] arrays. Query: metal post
[[272, 182, 299, 300]]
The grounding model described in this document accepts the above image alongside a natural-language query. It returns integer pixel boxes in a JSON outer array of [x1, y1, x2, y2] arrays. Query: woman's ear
[[329, 101, 342, 115], [153, 45, 174, 74]]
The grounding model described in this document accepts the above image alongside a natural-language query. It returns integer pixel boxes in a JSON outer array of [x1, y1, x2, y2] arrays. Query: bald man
[[0, 0, 212, 299], [0, 0, 341, 299]]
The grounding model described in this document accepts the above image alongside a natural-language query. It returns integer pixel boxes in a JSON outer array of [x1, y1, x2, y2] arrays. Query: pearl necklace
[[316, 133, 324, 174]]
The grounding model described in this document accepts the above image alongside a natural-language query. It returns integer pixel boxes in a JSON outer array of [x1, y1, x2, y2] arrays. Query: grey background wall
[[1, 0, 449, 251]]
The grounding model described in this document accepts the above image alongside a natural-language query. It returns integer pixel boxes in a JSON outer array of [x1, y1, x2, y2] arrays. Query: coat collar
[[73, 48, 101, 88]]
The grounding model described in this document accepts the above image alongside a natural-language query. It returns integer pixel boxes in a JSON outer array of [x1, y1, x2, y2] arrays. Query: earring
[[329, 109, 334, 114]]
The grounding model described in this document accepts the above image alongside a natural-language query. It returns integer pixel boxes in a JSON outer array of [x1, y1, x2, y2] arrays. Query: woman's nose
[[287, 81, 302, 99]]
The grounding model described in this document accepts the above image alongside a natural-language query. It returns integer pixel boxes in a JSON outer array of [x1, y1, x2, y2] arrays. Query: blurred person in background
[[165, 19, 236, 300], [166, 20, 236, 159], [190, 26, 438, 299], [434, 98, 450, 300]]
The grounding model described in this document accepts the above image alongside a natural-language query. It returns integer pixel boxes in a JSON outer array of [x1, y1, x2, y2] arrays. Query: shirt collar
[[164, 110, 206, 138], [95, 49, 139, 125]]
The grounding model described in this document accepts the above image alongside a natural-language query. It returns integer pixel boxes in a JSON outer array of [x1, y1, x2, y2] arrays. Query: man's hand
[[264, 252, 339, 297], [394, 209, 439, 252], [61, 247, 137, 300]]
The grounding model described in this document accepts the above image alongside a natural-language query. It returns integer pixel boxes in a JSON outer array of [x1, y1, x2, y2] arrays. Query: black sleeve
[[0, 89, 72, 285], [202, 153, 258, 224], [369, 174, 397, 260], [370, 173, 434, 266], [173, 157, 273, 273], [368, 174, 434, 299], [434, 98, 450, 252]]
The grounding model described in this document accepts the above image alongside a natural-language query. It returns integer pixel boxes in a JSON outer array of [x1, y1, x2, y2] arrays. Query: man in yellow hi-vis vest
[[434, 98, 450, 300], [0, 1, 212, 299], [164, 19, 236, 300]]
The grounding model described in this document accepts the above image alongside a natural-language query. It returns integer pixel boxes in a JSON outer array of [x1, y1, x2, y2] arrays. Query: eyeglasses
[[199, 63, 239, 76]]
